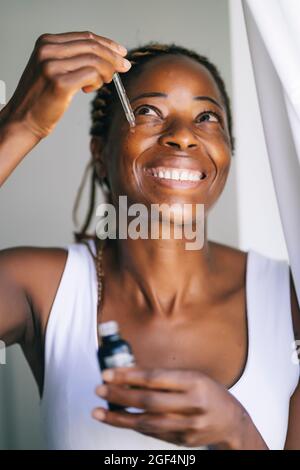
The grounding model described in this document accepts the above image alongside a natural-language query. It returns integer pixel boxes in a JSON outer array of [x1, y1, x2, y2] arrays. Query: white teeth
[[179, 171, 188, 181], [147, 167, 204, 181], [171, 170, 180, 180]]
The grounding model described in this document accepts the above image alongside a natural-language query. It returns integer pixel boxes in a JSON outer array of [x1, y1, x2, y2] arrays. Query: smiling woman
[[0, 32, 299, 451], [79, 43, 234, 233], [74, 43, 234, 242]]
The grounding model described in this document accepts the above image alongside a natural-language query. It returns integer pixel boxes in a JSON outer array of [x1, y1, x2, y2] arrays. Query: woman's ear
[[90, 136, 107, 182]]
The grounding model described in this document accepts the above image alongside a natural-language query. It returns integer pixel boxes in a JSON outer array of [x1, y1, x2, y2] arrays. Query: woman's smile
[[143, 168, 208, 190], [142, 153, 208, 190]]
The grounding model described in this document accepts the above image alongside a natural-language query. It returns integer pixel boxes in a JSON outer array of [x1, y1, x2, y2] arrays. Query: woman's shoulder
[[209, 241, 248, 277], [0, 244, 69, 285], [206, 241, 248, 303], [211, 241, 247, 259], [207, 241, 290, 298], [210, 240, 291, 273], [0, 244, 69, 328], [212, 242, 300, 340], [0, 244, 68, 282]]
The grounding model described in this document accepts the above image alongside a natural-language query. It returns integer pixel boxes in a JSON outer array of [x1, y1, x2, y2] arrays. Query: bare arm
[[0, 246, 68, 394], [0, 248, 32, 345], [0, 247, 68, 348], [0, 117, 41, 186], [0, 31, 130, 186]]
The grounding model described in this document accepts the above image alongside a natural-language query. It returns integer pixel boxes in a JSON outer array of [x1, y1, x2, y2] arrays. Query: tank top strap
[[247, 249, 297, 383], [42, 241, 98, 397]]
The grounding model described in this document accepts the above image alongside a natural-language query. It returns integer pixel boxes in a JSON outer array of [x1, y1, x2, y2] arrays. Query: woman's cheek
[[205, 130, 232, 165], [132, 116, 164, 135], [121, 124, 160, 157]]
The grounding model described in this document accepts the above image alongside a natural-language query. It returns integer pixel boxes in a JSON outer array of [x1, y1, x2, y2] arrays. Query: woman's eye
[[196, 111, 220, 123], [134, 105, 161, 118]]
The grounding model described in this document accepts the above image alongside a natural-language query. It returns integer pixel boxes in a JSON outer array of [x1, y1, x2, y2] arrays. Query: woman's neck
[[104, 228, 219, 320]]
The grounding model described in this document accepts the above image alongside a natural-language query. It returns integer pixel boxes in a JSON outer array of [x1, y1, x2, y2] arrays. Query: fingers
[[101, 366, 202, 392], [92, 405, 212, 447], [49, 66, 105, 96], [92, 407, 200, 436], [36, 31, 127, 56], [95, 383, 203, 414], [34, 32, 131, 95], [6, 31, 128, 140], [36, 41, 131, 72], [41, 54, 130, 86]]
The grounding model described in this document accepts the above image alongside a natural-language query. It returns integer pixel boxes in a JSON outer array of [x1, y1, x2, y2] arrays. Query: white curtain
[[241, 0, 300, 306]]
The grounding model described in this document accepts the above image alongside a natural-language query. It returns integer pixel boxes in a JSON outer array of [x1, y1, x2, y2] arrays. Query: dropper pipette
[[112, 73, 136, 127]]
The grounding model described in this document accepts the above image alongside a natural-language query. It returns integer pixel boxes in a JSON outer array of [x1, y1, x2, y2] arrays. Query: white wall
[[0, 0, 234, 449]]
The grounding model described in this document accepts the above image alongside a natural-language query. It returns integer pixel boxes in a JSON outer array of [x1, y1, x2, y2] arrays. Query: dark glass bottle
[[97, 320, 136, 411]]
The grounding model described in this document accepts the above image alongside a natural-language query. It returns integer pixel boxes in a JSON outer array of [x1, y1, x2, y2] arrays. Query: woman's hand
[[92, 366, 267, 449], [2, 31, 131, 139]]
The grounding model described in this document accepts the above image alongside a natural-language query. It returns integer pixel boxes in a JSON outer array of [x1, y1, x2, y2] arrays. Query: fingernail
[[97, 385, 107, 397], [93, 409, 106, 421], [118, 44, 128, 55], [123, 58, 132, 70], [102, 369, 114, 381]]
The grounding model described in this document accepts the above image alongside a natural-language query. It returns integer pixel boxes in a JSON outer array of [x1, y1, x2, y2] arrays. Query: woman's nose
[[159, 125, 198, 150]]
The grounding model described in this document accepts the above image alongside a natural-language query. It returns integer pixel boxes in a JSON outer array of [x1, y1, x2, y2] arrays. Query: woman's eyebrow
[[131, 92, 223, 110]]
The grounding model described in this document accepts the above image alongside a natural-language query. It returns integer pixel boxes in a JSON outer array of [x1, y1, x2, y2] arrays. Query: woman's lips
[[143, 166, 207, 189]]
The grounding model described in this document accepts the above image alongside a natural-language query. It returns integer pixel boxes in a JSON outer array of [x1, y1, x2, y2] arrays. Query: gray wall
[[0, 0, 235, 449]]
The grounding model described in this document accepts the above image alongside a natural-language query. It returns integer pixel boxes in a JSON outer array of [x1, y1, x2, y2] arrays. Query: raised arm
[[0, 31, 130, 186]]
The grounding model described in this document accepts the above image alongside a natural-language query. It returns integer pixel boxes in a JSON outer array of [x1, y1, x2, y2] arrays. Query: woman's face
[[101, 54, 232, 217]]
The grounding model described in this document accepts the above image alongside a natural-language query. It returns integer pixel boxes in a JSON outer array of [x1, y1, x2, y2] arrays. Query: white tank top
[[40, 240, 299, 450]]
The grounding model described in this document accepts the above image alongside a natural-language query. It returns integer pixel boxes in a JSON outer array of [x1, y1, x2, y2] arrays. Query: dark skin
[[0, 32, 299, 450]]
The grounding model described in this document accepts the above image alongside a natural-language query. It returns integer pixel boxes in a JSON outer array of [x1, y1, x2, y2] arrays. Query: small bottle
[[97, 320, 136, 411]]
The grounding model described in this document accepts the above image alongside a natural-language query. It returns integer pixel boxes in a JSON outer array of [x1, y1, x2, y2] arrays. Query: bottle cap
[[98, 320, 119, 338]]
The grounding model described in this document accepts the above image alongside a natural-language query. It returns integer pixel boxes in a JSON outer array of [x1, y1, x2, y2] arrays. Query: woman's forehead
[[126, 54, 222, 103]]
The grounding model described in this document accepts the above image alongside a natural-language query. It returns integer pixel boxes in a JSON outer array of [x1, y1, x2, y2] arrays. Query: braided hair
[[73, 42, 235, 242]]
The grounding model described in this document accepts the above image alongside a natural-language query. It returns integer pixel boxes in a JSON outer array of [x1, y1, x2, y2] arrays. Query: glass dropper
[[112, 72, 136, 127]]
